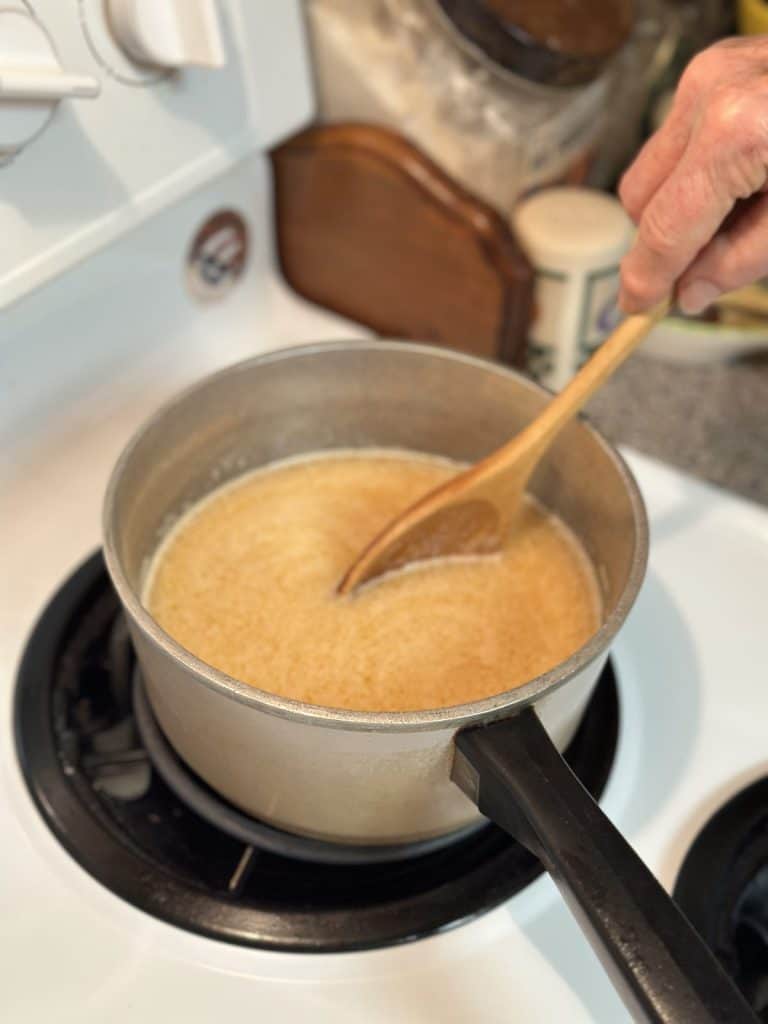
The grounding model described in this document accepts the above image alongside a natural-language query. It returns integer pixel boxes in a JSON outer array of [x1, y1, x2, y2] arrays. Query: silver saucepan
[[104, 341, 754, 1023]]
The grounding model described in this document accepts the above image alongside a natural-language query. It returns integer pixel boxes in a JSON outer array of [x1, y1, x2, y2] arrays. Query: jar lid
[[513, 187, 633, 271], [434, 0, 634, 87]]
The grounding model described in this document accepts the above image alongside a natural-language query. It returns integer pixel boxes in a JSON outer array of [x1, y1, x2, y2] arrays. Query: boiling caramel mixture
[[145, 451, 601, 712]]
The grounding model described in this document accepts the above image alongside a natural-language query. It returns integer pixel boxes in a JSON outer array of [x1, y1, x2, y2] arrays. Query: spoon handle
[[504, 298, 670, 474]]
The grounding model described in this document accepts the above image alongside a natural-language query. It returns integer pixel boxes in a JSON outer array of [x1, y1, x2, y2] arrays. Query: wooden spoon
[[338, 299, 670, 595]]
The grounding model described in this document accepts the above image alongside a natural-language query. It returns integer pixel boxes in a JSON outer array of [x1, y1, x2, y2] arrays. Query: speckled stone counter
[[584, 354, 768, 507]]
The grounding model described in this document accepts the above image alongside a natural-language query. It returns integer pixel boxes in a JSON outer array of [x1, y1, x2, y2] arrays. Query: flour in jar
[[144, 450, 602, 712]]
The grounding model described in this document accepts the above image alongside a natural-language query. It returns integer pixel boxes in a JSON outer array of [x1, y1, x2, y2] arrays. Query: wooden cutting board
[[270, 123, 533, 365]]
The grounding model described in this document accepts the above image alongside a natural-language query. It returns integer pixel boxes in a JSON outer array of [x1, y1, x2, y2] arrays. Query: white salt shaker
[[513, 187, 634, 390]]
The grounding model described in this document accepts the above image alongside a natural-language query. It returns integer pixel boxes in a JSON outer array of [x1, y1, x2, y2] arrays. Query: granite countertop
[[585, 354, 768, 507]]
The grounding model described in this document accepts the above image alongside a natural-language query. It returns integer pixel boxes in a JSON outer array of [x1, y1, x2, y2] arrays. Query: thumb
[[677, 192, 768, 314]]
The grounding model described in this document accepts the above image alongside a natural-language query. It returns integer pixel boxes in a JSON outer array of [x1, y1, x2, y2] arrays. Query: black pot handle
[[453, 707, 757, 1023]]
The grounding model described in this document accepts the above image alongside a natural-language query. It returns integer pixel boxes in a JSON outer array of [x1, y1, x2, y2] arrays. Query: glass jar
[[304, 0, 627, 216]]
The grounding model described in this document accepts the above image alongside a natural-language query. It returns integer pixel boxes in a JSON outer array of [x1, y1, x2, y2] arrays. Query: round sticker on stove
[[185, 209, 249, 302]]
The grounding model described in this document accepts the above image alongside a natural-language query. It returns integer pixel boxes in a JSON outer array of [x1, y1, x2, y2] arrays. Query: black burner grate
[[15, 551, 619, 952]]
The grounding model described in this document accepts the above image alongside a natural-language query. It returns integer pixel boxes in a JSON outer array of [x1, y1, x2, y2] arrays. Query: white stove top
[[3, 160, 768, 1024]]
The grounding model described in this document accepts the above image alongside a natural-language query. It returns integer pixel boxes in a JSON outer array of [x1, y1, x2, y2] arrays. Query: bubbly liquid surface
[[145, 451, 601, 712]]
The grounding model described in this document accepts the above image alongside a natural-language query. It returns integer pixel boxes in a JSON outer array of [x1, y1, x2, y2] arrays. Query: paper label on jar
[[526, 269, 567, 385], [526, 265, 623, 391], [577, 266, 622, 367]]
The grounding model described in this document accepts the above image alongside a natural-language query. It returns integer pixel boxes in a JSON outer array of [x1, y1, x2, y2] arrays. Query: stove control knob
[[0, 10, 100, 160], [107, 0, 225, 69]]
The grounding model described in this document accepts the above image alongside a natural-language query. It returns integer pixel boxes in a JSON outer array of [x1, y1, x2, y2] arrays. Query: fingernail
[[678, 280, 719, 316]]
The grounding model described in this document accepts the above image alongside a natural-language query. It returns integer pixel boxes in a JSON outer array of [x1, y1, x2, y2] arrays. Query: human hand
[[618, 36, 768, 315]]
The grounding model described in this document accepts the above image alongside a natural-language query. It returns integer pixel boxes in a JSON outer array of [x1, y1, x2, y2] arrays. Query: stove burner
[[15, 551, 619, 952], [675, 779, 768, 1020]]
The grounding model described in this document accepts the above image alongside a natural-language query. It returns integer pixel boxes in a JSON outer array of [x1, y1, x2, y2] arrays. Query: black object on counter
[[675, 779, 768, 1021], [436, 0, 634, 86], [15, 549, 618, 952]]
